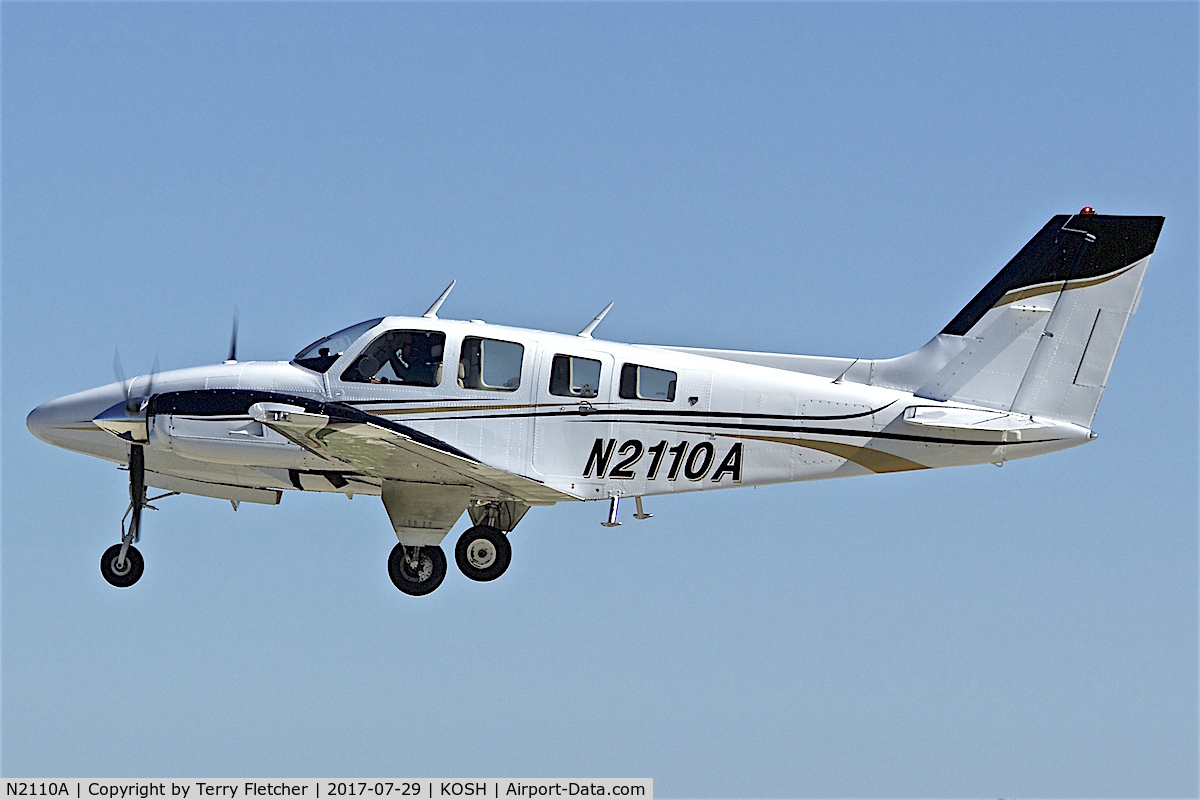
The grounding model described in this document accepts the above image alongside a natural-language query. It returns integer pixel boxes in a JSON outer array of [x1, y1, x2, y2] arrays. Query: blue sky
[[2, 3, 1196, 795]]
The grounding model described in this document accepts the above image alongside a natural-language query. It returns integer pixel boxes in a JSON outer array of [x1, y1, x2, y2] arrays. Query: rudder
[[1008, 214, 1163, 425]]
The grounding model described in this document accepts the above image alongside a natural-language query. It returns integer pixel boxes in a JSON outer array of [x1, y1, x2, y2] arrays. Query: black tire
[[100, 543, 144, 588], [454, 525, 512, 582], [388, 543, 447, 596]]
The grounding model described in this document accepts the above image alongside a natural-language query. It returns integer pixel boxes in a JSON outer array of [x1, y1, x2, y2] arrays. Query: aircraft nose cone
[[27, 383, 128, 451], [26, 396, 77, 445]]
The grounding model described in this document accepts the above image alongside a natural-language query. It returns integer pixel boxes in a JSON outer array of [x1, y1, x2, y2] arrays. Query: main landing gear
[[388, 543, 448, 596], [386, 502, 524, 596], [454, 525, 511, 582], [385, 526, 512, 596]]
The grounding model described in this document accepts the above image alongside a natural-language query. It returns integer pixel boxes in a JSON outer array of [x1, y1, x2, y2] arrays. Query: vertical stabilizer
[[871, 212, 1164, 427]]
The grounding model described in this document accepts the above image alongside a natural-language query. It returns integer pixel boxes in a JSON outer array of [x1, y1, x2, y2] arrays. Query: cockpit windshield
[[293, 318, 384, 373]]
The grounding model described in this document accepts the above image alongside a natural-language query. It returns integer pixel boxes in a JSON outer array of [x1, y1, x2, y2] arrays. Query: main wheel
[[100, 543, 144, 588], [454, 525, 512, 582], [388, 543, 447, 596]]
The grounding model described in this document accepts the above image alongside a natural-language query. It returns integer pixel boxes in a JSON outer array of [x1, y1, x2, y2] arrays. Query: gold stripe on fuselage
[[366, 402, 546, 417], [732, 433, 929, 474]]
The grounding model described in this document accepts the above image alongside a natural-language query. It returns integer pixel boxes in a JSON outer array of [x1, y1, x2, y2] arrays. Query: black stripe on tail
[[943, 214, 1164, 336]]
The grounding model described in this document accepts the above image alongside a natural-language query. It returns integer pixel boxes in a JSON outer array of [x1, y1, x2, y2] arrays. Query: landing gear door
[[531, 348, 614, 498]]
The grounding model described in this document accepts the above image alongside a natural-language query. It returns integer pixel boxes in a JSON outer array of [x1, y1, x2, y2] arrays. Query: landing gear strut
[[453, 501, 526, 583], [101, 444, 147, 588], [388, 543, 447, 596]]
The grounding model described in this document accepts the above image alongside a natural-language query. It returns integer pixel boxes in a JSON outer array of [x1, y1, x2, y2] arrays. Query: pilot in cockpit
[[391, 336, 438, 385], [344, 331, 444, 386]]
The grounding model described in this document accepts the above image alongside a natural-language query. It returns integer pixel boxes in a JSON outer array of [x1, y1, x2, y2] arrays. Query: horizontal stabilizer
[[902, 405, 1055, 432]]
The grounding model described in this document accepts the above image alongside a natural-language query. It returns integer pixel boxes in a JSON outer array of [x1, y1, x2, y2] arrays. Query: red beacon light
[[1080, 206, 1095, 215]]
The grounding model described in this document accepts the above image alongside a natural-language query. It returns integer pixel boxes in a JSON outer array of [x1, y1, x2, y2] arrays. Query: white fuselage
[[28, 316, 1093, 507]]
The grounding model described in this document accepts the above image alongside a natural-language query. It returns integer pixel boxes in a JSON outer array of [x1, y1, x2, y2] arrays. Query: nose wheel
[[100, 542, 144, 587], [454, 525, 511, 582], [388, 543, 447, 596]]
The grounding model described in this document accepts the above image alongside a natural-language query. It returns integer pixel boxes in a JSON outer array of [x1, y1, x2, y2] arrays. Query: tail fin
[[872, 212, 1164, 427]]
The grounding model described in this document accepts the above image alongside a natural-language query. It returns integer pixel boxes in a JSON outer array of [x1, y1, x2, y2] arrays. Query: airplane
[[27, 209, 1164, 596]]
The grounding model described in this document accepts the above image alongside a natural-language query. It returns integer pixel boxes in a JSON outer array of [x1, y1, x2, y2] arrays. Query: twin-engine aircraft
[[28, 210, 1164, 595]]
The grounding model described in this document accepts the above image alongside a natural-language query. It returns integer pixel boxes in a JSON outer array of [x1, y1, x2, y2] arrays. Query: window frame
[[458, 336, 525, 393], [549, 354, 603, 399], [619, 363, 677, 402]]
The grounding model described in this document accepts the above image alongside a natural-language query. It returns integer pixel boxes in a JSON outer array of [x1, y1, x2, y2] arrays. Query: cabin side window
[[549, 355, 601, 399], [340, 330, 446, 386], [459, 337, 524, 391], [619, 364, 677, 401]]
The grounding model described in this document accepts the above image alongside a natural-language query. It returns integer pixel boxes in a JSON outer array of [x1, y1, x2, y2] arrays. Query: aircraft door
[[531, 348, 614, 494]]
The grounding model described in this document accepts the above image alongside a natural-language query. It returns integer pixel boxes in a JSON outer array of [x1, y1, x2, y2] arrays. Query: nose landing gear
[[99, 444, 176, 588]]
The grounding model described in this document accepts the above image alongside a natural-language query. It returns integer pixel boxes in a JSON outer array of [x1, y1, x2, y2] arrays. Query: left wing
[[249, 400, 576, 506]]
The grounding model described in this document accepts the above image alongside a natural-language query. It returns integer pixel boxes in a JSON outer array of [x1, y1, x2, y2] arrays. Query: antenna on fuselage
[[578, 301, 614, 339], [422, 280, 456, 319]]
